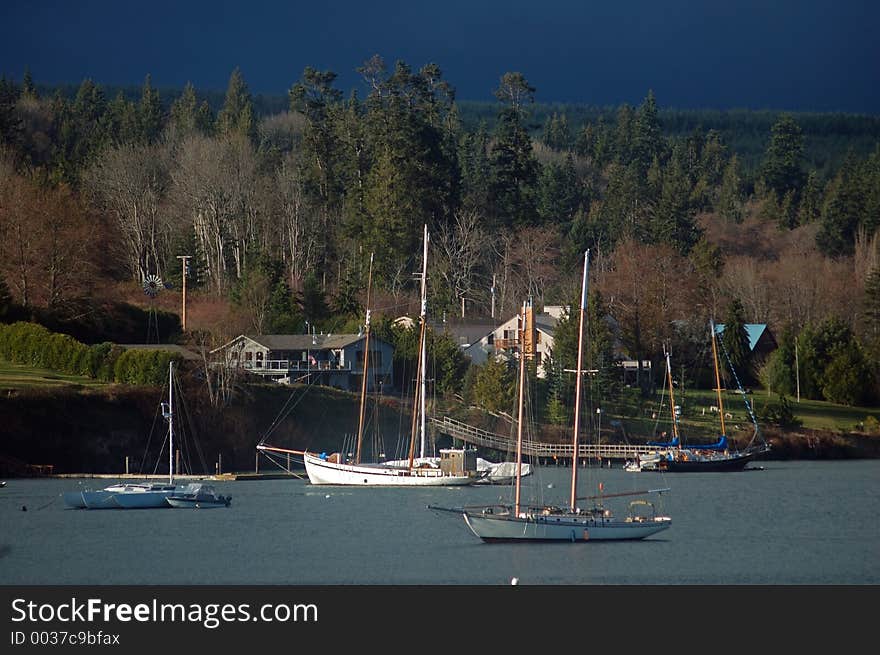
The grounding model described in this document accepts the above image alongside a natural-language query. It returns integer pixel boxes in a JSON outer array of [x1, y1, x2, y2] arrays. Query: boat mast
[[709, 319, 727, 437], [666, 350, 682, 448], [665, 349, 680, 445], [408, 226, 429, 469], [355, 253, 375, 465], [168, 361, 174, 484], [570, 249, 589, 512], [514, 301, 527, 517], [420, 226, 428, 460]]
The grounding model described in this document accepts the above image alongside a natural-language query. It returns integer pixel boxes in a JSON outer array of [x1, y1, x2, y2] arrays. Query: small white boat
[[166, 483, 231, 508], [64, 482, 178, 509], [63, 362, 184, 510]]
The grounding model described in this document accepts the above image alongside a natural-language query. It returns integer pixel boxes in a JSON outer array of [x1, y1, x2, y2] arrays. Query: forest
[[0, 58, 878, 422]]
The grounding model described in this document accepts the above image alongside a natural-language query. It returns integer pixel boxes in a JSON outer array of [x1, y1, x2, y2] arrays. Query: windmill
[[143, 273, 164, 343]]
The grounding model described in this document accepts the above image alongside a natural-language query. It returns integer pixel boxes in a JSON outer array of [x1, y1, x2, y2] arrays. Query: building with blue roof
[[714, 323, 777, 361]]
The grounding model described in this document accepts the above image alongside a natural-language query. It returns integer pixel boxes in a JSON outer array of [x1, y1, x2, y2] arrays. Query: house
[[211, 333, 394, 393], [442, 302, 566, 378]]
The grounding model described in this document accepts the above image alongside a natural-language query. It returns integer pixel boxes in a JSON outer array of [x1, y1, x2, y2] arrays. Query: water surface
[[1, 460, 877, 585]]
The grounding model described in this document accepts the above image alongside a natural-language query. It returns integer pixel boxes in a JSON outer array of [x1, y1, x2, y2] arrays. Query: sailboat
[[431, 250, 672, 541], [63, 361, 181, 509], [634, 321, 771, 472], [257, 227, 479, 486]]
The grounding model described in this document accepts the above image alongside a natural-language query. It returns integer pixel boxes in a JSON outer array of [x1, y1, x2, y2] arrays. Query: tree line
[[0, 60, 878, 416]]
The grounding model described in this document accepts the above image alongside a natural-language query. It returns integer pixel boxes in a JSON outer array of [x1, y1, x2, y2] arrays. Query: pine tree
[[720, 298, 752, 386], [217, 67, 255, 140], [760, 113, 805, 204], [21, 67, 37, 99], [816, 153, 863, 257], [489, 73, 539, 228], [632, 90, 662, 172], [137, 74, 163, 143], [718, 154, 743, 223]]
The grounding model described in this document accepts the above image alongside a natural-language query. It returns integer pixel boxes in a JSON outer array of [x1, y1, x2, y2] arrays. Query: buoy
[[21, 505, 27, 512], [511, 577, 519, 585]]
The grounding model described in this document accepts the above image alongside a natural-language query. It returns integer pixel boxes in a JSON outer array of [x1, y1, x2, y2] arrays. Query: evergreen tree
[[816, 153, 863, 257], [822, 340, 873, 406], [458, 122, 492, 214], [299, 271, 329, 325], [544, 355, 569, 425], [719, 298, 752, 385], [489, 73, 539, 228], [651, 143, 702, 254], [217, 67, 255, 140], [541, 112, 571, 151], [632, 90, 662, 172], [169, 82, 214, 137], [718, 153, 744, 223], [761, 325, 797, 397], [797, 170, 822, 224], [105, 91, 139, 145], [613, 104, 635, 165], [21, 67, 37, 99], [137, 74, 163, 143], [760, 113, 805, 204], [536, 155, 578, 226], [472, 356, 515, 413]]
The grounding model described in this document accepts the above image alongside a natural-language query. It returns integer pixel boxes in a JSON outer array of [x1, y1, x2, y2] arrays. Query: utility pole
[[176, 255, 191, 331], [491, 274, 496, 319]]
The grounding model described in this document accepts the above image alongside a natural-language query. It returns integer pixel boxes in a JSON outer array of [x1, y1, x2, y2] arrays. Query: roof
[[436, 323, 497, 346], [118, 344, 202, 361], [534, 313, 560, 335], [214, 333, 390, 352], [714, 323, 769, 352]]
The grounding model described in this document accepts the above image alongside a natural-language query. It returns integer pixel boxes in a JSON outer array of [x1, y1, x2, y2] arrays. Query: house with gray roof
[[212, 333, 394, 392]]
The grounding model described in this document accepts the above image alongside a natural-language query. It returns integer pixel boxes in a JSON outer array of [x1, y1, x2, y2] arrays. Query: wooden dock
[[431, 416, 658, 461]]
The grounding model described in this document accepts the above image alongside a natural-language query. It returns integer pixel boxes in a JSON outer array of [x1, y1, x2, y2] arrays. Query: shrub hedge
[[0, 321, 181, 385]]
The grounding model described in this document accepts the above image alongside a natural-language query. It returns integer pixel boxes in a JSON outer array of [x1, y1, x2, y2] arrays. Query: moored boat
[[166, 483, 231, 508]]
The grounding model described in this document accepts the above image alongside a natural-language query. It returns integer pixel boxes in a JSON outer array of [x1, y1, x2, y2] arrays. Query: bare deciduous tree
[[432, 209, 488, 317], [274, 154, 320, 290], [83, 142, 171, 283], [170, 134, 262, 294]]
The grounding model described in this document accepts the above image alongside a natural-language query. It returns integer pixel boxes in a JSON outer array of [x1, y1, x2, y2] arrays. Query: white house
[[443, 303, 567, 378], [211, 333, 394, 392]]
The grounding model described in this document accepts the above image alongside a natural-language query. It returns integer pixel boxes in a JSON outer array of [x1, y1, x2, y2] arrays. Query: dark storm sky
[[2, 0, 878, 113]]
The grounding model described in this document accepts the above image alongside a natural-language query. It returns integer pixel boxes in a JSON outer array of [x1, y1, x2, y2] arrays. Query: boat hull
[[73, 484, 177, 509], [303, 453, 476, 486], [80, 490, 122, 509], [658, 445, 770, 472], [62, 491, 88, 509], [463, 511, 671, 542], [111, 490, 175, 508], [166, 498, 229, 508]]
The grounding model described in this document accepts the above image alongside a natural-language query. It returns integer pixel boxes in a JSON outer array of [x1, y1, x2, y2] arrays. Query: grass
[[606, 386, 880, 438], [0, 361, 106, 390]]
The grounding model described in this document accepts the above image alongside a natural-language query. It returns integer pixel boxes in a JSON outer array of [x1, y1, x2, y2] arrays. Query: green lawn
[[606, 386, 880, 437], [0, 361, 106, 389]]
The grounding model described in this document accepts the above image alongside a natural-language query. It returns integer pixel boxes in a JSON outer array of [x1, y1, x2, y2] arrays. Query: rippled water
[[1, 460, 878, 585]]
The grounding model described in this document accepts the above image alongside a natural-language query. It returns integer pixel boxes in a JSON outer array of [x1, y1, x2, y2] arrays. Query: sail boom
[[256, 444, 307, 456], [577, 488, 670, 501]]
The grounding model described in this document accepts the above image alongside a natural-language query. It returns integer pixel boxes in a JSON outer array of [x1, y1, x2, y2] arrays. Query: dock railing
[[431, 416, 659, 460]]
